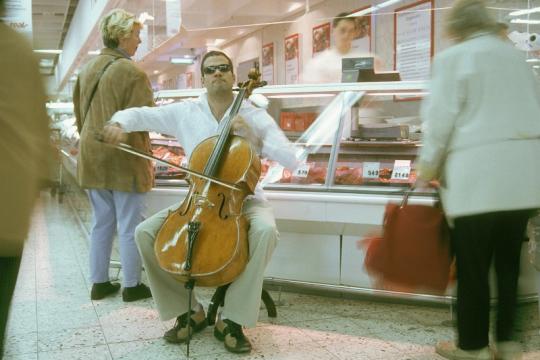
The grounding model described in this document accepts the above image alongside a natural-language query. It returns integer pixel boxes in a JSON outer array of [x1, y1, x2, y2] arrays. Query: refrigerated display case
[[144, 81, 537, 303]]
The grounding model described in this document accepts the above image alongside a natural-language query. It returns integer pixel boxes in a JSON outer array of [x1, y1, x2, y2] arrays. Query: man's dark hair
[[200, 50, 234, 75], [332, 12, 356, 29]]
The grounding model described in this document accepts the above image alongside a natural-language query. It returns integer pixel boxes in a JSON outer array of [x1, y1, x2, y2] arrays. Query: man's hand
[[102, 123, 127, 145], [231, 115, 261, 148]]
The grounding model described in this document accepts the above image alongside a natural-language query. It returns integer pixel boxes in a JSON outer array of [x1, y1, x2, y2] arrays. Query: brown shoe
[[163, 308, 207, 344], [214, 316, 252, 353]]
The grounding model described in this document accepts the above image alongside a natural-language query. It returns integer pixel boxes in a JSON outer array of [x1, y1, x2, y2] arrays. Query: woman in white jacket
[[415, 1, 540, 359]]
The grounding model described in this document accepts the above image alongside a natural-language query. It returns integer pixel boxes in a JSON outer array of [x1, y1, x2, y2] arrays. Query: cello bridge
[[193, 194, 215, 209]]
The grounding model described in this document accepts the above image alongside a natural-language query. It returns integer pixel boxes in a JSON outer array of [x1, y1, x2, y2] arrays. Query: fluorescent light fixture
[[287, 2, 303, 13], [39, 59, 54, 67], [138, 12, 154, 24], [267, 93, 335, 99], [509, 7, 540, 17], [87, 50, 100, 55], [526, 58, 540, 63], [170, 57, 195, 64], [534, 65, 540, 69], [34, 49, 62, 54], [511, 19, 540, 25], [368, 92, 428, 96], [348, 0, 404, 17], [46, 102, 74, 109]]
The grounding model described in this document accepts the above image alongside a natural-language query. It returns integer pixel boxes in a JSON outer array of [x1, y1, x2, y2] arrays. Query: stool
[[206, 283, 277, 325]]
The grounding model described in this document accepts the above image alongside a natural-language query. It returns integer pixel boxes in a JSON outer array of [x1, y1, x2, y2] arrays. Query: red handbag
[[364, 190, 452, 294]]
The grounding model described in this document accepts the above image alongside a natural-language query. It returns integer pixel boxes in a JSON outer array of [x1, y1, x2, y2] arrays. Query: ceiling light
[[39, 59, 54, 67], [526, 58, 540, 63], [46, 102, 74, 110], [34, 49, 62, 54], [138, 12, 154, 24], [287, 2, 303, 13], [153, 70, 160, 74], [348, 0, 404, 17], [511, 19, 540, 25], [509, 7, 540, 17], [170, 57, 194, 64]]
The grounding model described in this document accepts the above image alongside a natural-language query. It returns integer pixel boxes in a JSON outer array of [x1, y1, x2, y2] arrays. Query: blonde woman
[[73, 9, 154, 302], [415, 1, 540, 359]]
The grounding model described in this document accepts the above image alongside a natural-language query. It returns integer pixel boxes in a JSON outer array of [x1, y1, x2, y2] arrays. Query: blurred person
[[0, 0, 50, 355], [302, 12, 380, 84], [101, 50, 298, 353], [352, 15, 371, 52], [73, 8, 153, 302], [415, 1, 540, 359]]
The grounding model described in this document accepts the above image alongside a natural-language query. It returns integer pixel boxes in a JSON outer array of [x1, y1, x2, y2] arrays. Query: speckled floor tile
[[37, 326, 107, 352], [5, 194, 540, 360], [37, 345, 112, 360], [108, 339, 187, 360], [320, 336, 404, 360], [295, 316, 377, 343], [3, 331, 38, 356], [1, 353, 38, 360], [37, 308, 100, 332]]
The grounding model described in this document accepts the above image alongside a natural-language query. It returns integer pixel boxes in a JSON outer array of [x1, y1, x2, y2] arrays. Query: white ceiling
[[32, 0, 78, 75], [27, 0, 540, 90]]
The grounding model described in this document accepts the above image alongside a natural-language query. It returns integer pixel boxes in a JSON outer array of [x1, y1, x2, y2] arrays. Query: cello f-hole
[[217, 192, 228, 220], [179, 193, 195, 216]]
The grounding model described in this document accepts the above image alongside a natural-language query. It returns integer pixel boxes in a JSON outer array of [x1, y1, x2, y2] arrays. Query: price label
[[391, 160, 411, 181], [293, 163, 310, 178], [155, 164, 169, 173], [362, 162, 381, 179]]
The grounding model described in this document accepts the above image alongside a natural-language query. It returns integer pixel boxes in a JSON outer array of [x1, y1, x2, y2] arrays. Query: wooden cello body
[[153, 89, 261, 287]]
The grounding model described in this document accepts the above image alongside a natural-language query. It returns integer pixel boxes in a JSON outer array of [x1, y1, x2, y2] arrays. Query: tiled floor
[[4, 193, 540, 359]]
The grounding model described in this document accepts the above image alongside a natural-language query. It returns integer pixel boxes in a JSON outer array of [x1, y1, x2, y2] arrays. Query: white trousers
[[88, 189, 146, 287], [135, 198, 278, 328]]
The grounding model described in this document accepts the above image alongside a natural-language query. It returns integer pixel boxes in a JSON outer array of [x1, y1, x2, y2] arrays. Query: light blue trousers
[[88, 189, 146, 287]]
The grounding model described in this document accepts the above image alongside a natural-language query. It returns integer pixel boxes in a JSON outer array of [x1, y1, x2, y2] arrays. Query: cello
[[153, 87, 259, 287], [99, 87, 262, 356]]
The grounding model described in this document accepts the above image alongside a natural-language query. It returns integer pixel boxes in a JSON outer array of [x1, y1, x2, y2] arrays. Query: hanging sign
[[284, 33, 300, 84], [394, 0, 433, 81], [262, 43, 274, 85], [2, 0, 32, 38]]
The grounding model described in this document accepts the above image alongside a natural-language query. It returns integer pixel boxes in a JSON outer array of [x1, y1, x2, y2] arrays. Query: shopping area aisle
[[3, 193, 540, 360]]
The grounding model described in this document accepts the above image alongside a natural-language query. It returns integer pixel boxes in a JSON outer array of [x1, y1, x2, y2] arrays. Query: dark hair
[[200, 50, 234, 75], [332, 12, 356, 29]]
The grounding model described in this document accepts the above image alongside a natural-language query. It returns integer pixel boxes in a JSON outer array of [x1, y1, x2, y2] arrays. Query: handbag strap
[[81, 56, 120, 122]]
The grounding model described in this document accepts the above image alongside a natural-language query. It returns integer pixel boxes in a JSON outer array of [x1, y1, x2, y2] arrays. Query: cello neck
[[202, 88, 246, 177]]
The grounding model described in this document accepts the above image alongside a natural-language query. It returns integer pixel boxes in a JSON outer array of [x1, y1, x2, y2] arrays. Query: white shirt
[[110, 93, 298, 200], [418, 33, 540, 217], [301, 48, 373, 84]]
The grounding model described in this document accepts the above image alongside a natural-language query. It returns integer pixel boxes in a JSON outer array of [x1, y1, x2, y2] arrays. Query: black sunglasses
[[203, 64, 232, 75]]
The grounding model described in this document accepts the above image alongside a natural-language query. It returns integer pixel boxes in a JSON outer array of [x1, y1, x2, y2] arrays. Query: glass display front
[[253, 81, 427, 191]]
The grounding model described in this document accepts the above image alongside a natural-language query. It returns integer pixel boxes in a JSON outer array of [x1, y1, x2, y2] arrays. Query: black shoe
[[163, 308, 208, 343], [214, 317, 252, 353], [91, 281, 120, 300], [122, 283, 152, 302]]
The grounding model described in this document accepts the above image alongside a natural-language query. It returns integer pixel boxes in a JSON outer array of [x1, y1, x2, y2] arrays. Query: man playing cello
[[102, 50, 298, 353]]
